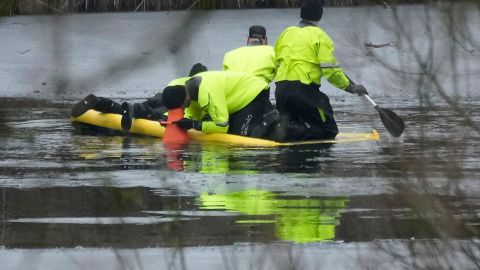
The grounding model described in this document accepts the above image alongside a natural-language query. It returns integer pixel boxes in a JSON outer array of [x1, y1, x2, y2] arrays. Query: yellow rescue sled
[[71, 109, 380, 147]]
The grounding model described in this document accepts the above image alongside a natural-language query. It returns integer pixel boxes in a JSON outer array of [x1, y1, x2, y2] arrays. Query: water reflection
[[184, 144, 231, 174], [181, 143, 334, 174], [72, 133, 174, 171], [199, 189, 349, 243], [72, 129, 335, 175]]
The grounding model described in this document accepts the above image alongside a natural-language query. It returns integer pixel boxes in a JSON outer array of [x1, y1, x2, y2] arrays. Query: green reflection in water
[[184, 144, 258, 174], [200, 189, 349, 243]]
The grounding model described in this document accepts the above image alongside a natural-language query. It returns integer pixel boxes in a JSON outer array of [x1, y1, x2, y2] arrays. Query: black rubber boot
[[120, 102, 135, 133], [250, 109, 280, 139], [121, 102, 168, 132], [302, 122, 327, 140], [148, 108, 168, 121], [132, 103, 167, 121], [142, 93, 163, 109], [71, 94, 99, 118], [94, 97, 122, 114], [284, 121, 309, 141], [269, 119, 310, 142], [304, 123, 335, 140]]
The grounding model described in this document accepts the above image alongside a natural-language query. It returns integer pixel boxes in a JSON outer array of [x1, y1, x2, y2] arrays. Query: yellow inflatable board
[[71, 109, 380, 146]]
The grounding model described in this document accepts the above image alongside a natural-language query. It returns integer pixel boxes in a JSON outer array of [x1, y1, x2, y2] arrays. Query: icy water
[[1, 5, 480, 270], [1, 96, 480, 269]]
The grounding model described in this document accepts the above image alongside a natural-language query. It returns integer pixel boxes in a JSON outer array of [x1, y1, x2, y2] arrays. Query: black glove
[[345, 83, 369, 96], [172, 118, 202, 131]]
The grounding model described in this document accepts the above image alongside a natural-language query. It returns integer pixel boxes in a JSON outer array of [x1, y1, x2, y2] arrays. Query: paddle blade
[[377, 107, 405, 137]]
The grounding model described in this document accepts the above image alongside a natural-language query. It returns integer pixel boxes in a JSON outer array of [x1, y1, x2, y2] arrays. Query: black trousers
[[142, 92, 164, 109], [90, 94, 167, 120], [275, 81, 338, 140], [228, 90, 273, 137], [91, 96, 123, 114]]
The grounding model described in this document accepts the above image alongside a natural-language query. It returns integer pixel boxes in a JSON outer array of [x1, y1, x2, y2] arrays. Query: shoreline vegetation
[[2, 0, 424, 16]]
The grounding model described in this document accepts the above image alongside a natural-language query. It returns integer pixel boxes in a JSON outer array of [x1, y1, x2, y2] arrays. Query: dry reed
[[1, 0, 426, 16]]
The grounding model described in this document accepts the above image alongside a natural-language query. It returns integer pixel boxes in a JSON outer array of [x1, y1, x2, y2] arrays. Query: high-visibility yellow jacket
[[167, 77, 190, 86], [223, 45, 276, 84], [274, 25, 350, 89], [185, 71, 268, 134]]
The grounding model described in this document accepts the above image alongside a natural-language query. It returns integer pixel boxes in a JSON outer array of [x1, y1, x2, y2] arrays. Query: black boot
[[304, 123, 334, 140], [270, 119, 310, 142], [121, 102, 168, 132], [71, 94, 99, 118], [142, 92, 164, 109], [120, 102, 135, 133], [132, 103, 167, 121], [95, 97, 122, 114], [250, 109, 280, 139], [148, 108, 168, 121]]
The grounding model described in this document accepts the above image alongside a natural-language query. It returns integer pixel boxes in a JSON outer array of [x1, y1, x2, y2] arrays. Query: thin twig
[[134, 0, 145, 12], [364, 42, 396, 48], [186, 0, 201, 10]]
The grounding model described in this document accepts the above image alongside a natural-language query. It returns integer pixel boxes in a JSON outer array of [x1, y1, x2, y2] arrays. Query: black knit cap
[[248, 25, 267, 39], [300, 0, 323, 22], [162, 85, 187, 109], [189, 63, 208, 77]]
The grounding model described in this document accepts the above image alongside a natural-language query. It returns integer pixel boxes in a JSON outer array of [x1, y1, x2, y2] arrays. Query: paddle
[[347, 78, 404, 137], [363, 94, 405, 137]]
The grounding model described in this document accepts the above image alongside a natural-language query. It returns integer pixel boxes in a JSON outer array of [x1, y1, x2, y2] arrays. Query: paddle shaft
[[364, 94, 378, 108]]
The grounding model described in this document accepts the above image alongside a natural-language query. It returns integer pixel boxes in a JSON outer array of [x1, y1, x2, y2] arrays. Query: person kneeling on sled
[[162, 70, 278, 139], [273, 0, 368, 141]]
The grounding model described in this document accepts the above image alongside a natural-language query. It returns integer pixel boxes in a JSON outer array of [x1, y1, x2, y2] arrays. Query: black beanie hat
[[300, 0, 323, 22], [162, 85, 187, 109], [189, 63, 208, 77], [248, 25, 267, 39]]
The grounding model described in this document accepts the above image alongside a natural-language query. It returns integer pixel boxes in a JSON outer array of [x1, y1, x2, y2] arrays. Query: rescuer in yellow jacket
[[119, 63, 208, 131], [223, 25, 276, 84], [71, 63, 208, 130], [274, 0, 368, 141], [161, 71, 272, 137], [222, 25, 279, 137]]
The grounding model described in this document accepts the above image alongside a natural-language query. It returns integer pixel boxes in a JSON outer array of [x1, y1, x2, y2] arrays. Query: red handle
[[163, 108, 189, 144]]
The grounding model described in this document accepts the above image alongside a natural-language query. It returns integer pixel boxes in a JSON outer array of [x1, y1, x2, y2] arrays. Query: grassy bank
[[1, 0, 425, 16]]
